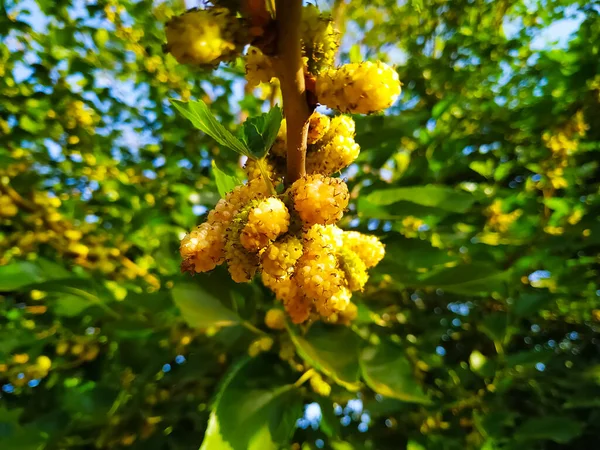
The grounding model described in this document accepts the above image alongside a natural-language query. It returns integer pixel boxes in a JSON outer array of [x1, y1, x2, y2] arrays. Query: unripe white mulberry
[[342, 231, 385, 268], [316, 61, 401, 114], [261, 235, 303, 278], [290, 174, 349, 226], [165, 7, 246, 66], [240, 197, 290, 252]]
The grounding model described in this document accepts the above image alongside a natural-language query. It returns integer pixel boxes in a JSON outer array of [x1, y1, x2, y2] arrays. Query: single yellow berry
[[338, 248, 369, 292], [307, 112, 330, 145], [300, 5, 340, 74], [294, 225, 346, 313], [265, 308, 286, 330], [316, 61, 401, 114], [240, 197, 290, 252], [261, 235, 303, 278], [36, 355, 52, 371], [290, 174, 349, 226], [244, 46, 276, 87], [307, 134, 360, 176], [179, 222, 224, 273], [244, 157, 283, 184], [342, 231, 385, 268], [164, 7, 245, 66]]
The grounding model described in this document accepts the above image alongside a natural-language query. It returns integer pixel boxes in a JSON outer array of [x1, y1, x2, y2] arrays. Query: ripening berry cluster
[[245, 112, 360, 184], [163, 4, 401, 115], [180, 173, 385, 324]]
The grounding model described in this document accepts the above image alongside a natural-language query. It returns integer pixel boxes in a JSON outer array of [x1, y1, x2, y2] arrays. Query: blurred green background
[[1, 0, 600, 449]]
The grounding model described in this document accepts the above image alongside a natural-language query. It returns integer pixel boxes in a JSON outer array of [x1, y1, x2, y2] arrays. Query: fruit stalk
[[274, 0, 310, 184]]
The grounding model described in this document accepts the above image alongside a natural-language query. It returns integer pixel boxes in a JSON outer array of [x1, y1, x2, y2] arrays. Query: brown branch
[[274, 0, 310, 184]]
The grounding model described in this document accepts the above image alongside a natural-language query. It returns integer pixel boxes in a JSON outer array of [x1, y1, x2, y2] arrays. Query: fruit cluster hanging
[[165, 1, 401, 324]]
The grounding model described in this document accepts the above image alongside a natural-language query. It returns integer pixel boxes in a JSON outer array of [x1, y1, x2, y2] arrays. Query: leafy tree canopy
[[1, 0, 599, 449]]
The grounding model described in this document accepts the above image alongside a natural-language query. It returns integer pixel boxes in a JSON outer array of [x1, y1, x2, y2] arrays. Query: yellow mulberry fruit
[[164, 7, 246, 66], [300, 5, 340, 74], [306, 134, 360, 176], [0, 195, 18, 217], [261, 235, 303, 278], [265, 308, 286, 330], [337, 301, 358, 325], [245, 46, 276, 88], [294, 225, 346, 311], [315, 286, 352, 317], [180, 222, 225, 273], [36, 355, 52, 372], [309, 372, 332, 397], [307, 112, 330, 145], [342, 231, 385, 268], [290, 174, 349, 226], [338, 248, 369, 292], [244, 157, 283, 184], [284, 291, 313, 324], [262, 273, 312, 324], [316, 61, 401, 114], [181, 178, 269, 273], [224, 207, 260, 283], [240, 197, 290, 252]]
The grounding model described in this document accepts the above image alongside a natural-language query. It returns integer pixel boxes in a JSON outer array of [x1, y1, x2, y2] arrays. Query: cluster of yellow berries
[[0, 354, 52, 387], [56, 336, 101, 362], [247, 112, 360, 183], [540, 111, 588, 190], [181, 172, 384, 323], [316, 61, 402, 114], [164, 7, 247, 66], [164, 4, 401, 115]]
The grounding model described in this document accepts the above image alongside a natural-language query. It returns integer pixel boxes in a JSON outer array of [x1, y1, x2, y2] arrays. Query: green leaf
[[512, 293, 553, 317], [0, 262, 46, 291], [0, 407, 47, 450], [212, 160, 239, 197], [200, 357, 301, 450], [514, 416, 583, 444], [417, 264, 509, 295], [241, 106, 282, 159], [171, 99, 250, 157], [349, 44, 362, 63], [360, 341, 431, 404], [172, 282, 241, 328], [54, 294, 92, 317], [363, 185, 475, 213], [288, 323, 361, 390], [469, 159, 495, 178]]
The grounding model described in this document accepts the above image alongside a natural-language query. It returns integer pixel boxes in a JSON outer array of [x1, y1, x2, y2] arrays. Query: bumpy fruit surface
[[245, 46, 276, 88], [244, 157, 283, 184], [165, 8, 245, 66], [307, 133, 360, 175], [316, 61, 401, 114], [342, 231, 385, 268], [339, 248, 369, 291], [240, 197, 290, 252], [180, 178, 268, 274], [300, 5, 340, 74], [180, 222, 225, 273], [262, 273, 311, 324], [307, 112, 330, 144], [291, 174, 349, 226], [261, 235, 303, 278], [294, 225, 345, 312], [265, 308, 286, 330]]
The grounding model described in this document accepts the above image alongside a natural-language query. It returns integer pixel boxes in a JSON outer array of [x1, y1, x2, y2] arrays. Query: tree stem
[[274, 0, 309, 184]]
